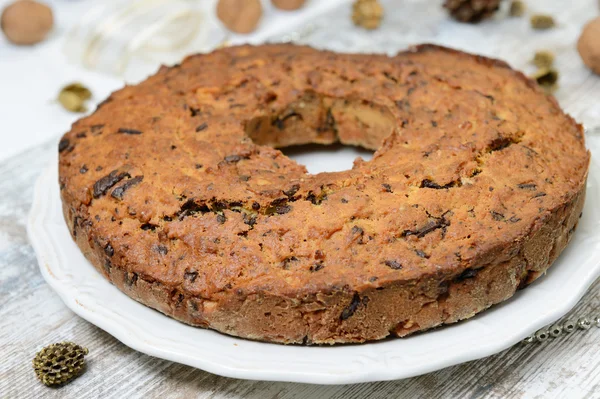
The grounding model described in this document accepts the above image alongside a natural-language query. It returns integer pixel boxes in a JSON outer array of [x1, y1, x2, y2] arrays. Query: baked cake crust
[[58, 44, 589, 344]]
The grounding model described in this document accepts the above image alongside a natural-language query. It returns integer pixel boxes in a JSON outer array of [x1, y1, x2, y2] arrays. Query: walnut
[[271, 0, 306, 11], [216, 0, 262, 34], [577, 17, 600, 75], [1, 0, 53, 45]]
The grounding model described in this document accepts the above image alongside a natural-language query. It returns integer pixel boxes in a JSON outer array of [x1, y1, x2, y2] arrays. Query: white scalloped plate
[[28, 139, 600, 385]]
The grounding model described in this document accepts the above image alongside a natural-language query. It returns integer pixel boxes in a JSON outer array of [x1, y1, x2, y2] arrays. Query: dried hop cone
[[352, 0, 384, 30], [444, 0, 502, 23], [33, 342, 89, 386]]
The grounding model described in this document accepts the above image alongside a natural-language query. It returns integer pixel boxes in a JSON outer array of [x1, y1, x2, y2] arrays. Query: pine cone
[[33, 342, 88, 386], [444, 0, 502, 23]]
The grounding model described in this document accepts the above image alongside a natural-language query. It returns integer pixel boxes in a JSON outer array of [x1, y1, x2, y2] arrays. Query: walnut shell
[[1, 0, 53, 45], [577, 17, 600, 75], [271, 0, 306, 11], [216, 0, 262, 34]]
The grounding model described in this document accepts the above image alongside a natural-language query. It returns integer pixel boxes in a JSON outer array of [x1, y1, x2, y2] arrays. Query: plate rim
[[27, 155, 600, 385]]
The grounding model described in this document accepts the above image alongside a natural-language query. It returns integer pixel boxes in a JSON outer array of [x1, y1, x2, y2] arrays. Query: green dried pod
[[531, 67, 558, 93], [33, 342, 89, 386], [444, 0, 501, 23], [352, 0, 384, 30], [58, 90, 87, 113], [509, 0, 525, 17], [62, 82, 92, 101], [532, 50, 555, 68], [531, 14, 555, 30], [57, 82, 92, 113]]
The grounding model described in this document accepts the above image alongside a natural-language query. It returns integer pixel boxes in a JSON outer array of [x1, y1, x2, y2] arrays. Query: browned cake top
[[58, 44, 589, 303]]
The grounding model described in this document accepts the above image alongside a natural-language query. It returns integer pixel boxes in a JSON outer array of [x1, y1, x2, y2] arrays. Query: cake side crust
[[62, 174, 586, 344]]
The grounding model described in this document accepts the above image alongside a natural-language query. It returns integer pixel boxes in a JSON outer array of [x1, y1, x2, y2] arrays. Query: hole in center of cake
[[281, 143, 374, 174], [244, 91, 394, 173]]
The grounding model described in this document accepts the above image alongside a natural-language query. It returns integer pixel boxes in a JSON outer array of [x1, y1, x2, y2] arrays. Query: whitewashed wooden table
[[2, 0, 600, 397]]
